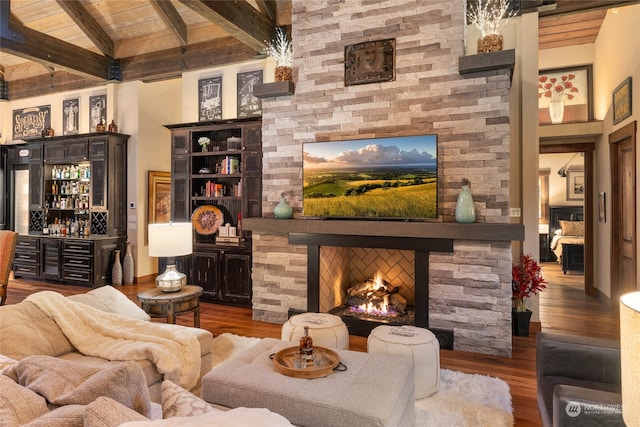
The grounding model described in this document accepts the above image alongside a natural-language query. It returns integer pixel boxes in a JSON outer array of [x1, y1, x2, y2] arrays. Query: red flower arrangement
[[538, 74, 579, 103], [512, 254, 547, 312]]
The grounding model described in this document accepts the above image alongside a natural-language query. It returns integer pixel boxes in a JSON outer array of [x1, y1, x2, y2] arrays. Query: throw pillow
[[68, 285, 151, 321], [0, 353, 18, 374], [84, 397, 149, 427], [120, 407, 294, 427], [559, 220, 584, 237], [161, 380, 219, 418], [23, 404, 85, 427], [14, 355, 151, 417], [0, 375, 49, 427]]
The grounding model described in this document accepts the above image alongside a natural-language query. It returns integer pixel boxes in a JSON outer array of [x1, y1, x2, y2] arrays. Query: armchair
[[536, 332, 624, 427], [0, 230, 18, 305]]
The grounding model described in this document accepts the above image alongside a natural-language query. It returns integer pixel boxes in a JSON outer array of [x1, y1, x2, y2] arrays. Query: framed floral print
[[538, 65, 592, 125]]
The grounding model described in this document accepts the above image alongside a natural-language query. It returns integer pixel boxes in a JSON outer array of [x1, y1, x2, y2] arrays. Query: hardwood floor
[[3, 261, 619, 427]]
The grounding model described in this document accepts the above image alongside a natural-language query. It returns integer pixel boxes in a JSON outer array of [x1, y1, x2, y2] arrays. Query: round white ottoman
[[281, 313, 349, 350], [367, 325, 440, 399]]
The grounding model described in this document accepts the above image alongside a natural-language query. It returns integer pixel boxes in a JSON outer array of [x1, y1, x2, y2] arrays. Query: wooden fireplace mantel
[[242, 218, 524, 242]]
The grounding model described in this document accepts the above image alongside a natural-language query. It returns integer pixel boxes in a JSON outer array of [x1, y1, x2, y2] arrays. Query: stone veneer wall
[[252, 0, 514, 356]]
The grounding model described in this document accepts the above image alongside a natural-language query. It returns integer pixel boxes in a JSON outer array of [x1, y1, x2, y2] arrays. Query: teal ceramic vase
[[455, 185, 476, 223], [274, 193, 293, 219]]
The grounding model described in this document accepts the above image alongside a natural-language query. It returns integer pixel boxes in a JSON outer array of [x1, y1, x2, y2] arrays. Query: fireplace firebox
[[288, 232, 455, 349]]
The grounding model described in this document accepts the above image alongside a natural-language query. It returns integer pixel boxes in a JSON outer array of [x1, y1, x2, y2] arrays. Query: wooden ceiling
[[0, 0, 637, 100]]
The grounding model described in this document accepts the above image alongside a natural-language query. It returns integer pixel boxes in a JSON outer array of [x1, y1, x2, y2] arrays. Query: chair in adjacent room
[[0, 230, 19, 305]]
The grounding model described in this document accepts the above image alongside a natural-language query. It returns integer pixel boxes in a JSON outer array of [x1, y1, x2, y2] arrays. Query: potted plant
[[467, 0, 514, 53], [511, 253, 547, 336], [265, 27, 293, 82]]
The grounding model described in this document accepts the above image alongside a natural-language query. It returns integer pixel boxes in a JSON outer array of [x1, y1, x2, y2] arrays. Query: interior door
[[610, 121, 637, 299]]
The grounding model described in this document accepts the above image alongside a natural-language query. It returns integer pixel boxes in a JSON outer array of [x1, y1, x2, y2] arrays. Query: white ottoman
[[281, 313, 349, 350], [367, 325, 440, 399]]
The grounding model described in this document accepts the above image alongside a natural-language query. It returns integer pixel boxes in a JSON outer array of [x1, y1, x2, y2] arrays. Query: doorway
[[539, 143, 595, 296]]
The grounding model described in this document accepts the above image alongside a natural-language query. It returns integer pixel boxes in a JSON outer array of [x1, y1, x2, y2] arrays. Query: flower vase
[[111, 249, 123, 286], [123, 242, 134, 285], [455, 185, 476, 223], [201, 145, 208, 152], [477, 33, 503, 53], [274, 194, 293, 219], [512, 309, 533, 336], [548, 101, 565, 124], [275, 66, 293, 82]]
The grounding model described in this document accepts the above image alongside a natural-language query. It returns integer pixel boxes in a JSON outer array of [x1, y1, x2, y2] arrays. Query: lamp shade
[[620, 291, 640, 427], [148, 223, 193, 257]]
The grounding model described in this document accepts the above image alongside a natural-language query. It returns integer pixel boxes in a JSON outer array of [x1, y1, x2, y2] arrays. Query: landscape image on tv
[[303, 135, 438, 219]]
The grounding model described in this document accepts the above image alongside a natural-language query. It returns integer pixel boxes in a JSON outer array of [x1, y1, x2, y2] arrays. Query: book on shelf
[[216, 236, 240, 245]]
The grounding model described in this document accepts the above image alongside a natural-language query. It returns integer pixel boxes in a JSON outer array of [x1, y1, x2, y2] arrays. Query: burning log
[[345, 274, 407, 315]]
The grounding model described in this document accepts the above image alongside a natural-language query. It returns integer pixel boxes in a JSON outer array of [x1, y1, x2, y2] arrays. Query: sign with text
[[12, 105, 51, 140]]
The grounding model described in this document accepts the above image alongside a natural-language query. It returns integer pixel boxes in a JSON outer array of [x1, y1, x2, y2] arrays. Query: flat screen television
[[303, 135, 438, 219]]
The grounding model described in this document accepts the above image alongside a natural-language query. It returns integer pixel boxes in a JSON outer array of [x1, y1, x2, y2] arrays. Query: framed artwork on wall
[[148, 171, 171, 226], [566, 168, 584, 201], [62, 99, 79, 135], [89, 94, 106, 130], [12, 105, 51, 139], [599, 192, 606, 223], [237, 70, 263, 118], [538, 65, 592, 125], [613, 76, 632, 125], [198, 76, 222, 121]]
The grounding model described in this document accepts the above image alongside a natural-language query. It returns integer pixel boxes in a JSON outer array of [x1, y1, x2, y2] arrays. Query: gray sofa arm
[[536, 332, 621, 385], [553, 385, 624, 427]]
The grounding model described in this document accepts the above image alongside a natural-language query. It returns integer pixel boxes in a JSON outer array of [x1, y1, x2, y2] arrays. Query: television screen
[[303, 135, 438, 219]]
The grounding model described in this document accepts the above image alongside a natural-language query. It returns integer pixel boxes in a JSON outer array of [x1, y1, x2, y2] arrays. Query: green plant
[[512, 254, 547, 312]]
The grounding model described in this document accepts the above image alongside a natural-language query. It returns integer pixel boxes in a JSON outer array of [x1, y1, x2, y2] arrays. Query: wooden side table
[[137, 285, 203, 327]]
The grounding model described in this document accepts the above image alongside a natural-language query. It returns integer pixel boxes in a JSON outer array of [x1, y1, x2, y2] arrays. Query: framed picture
[[12, 105, 51, 140], [237, 70, 263, 118], [613, 76, 632, 125], [89, 94, 106, 130], [566, 168, 584, 201], [198, 76, 222, 121], [148, 171, 171, 226], [62, 99, 79, 135], [538, 65, 592, 125], [599, 192, 606, 223]]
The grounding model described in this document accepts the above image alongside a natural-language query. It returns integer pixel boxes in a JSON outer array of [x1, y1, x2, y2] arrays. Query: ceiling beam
[[55, 0, 114, 58], [178, 0, 274, 52], [254, 0, 277, 21], [149, 0, 188, 46], [3, 14, 111, 80]]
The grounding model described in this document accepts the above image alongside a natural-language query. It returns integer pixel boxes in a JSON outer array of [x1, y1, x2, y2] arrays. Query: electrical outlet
[[509, 208, 521, 217], [129, 202, 136, 209]]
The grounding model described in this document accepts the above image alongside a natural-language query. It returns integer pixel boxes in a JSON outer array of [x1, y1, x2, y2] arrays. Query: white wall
[[540, 153, 584, 207], [593, 4, 640, 296]]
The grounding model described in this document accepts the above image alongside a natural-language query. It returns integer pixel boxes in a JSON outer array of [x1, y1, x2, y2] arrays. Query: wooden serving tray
[[272, 346, 340, 379]]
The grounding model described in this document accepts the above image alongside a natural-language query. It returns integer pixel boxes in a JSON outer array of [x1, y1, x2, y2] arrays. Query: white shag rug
[[210, 333, 514, 427]]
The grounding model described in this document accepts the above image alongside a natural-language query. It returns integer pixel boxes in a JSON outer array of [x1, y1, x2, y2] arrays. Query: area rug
[[210, 333, 514, 427]]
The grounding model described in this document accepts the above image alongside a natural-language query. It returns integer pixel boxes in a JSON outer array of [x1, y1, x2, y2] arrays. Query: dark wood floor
[[4, 261, 619, 427]]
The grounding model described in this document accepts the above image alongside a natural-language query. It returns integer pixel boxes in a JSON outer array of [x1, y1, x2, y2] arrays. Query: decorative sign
[[12, 105, 51, 140], [198, 76, 223, 121], [344, 38, 396, 86], [237, 70, 263, 118], [63, 98, 80, 135], [89, 94, 106, 130], [613, 76, 632, 125]]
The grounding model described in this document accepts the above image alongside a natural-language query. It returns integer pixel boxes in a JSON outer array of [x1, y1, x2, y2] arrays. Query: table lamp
[[148, 222, 193, 292], [620, 291, 640, 427]]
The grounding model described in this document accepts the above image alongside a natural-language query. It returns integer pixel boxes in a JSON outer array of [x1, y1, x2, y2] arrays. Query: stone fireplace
[[244, 0, 521, 357]]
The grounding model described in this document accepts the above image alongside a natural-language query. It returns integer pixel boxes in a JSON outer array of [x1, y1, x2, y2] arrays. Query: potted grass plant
[[265, 27, 293, 82], [511, 253, 547, 336]]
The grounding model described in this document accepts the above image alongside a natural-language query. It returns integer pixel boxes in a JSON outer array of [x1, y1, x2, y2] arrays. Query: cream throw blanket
[[25, 291, 201, 390]]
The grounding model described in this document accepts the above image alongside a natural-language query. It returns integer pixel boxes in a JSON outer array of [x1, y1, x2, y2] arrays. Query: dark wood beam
[[120, 37, 257, 82], [3, 15, 110, 81], [178, 0, 274, 52], [149, 0, 188, 46], [55, 0, 114, 57], [8, 70, 102, 99], [254, 0, 277, 21]]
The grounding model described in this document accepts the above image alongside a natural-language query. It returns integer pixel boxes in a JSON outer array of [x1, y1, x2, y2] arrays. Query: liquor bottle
[[299, 326, 313, 360]]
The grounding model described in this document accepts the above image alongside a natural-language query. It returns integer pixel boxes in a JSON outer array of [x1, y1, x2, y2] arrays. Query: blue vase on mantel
[[274, 193, 293, 219], [455, 185, 476, 223]]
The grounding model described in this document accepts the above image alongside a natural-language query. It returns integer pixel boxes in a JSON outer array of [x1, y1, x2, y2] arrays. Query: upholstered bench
[[201, 338, 414, 427], [281, 312, 349, 350], [367, 325, 440, 399]]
